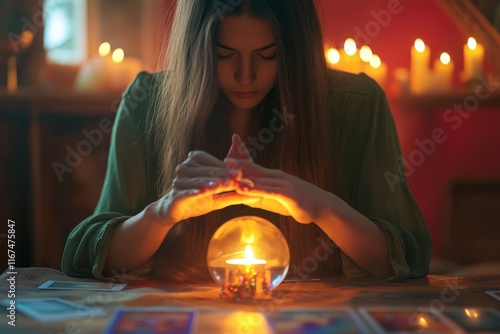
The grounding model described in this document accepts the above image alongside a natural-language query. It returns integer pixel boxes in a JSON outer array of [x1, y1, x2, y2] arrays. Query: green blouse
[[61, 70, 432, 281]]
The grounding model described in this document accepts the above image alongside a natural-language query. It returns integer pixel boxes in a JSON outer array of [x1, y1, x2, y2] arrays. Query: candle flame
[[369, 54, 382, 69], [20, 30, 34, 48], [440, 52, 451, 65], [99, 42, 111, 57], [326, 48, 340, 65], [226, 245, 267, 265], [415, 39, 426, 53], [468, 37, 477, 51], [245, 245, 255, 258], [465, 308, 479, 319], [359, 46, 373, 63], [344, 38, 357, 56], [112, 48, 125, 64], [418, 316, 428, 328]]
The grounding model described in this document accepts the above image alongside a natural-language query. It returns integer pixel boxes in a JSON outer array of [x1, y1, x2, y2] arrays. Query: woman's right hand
[[154, 150, 259, 225]]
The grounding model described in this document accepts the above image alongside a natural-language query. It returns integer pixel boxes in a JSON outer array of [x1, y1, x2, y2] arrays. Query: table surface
[[1, 267, 499, 333]]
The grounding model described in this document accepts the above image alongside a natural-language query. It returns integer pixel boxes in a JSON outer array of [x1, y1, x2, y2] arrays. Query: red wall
[[319, 0, 500, 255]]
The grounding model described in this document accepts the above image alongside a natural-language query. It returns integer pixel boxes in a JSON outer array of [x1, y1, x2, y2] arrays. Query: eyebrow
[[215, 42, 276, 52]]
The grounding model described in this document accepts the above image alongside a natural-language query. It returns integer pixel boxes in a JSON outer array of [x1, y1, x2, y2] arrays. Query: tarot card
[[2, 297, 105, 323], [38, 280, 126, 291], [105, 308, 197, 334], [486, 291, 500, 302], [266, 308, 370, 334], [358, 307, 461, 333], [441, 307, 500, 333]]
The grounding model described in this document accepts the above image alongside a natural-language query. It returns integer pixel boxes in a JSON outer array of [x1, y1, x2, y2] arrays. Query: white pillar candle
[[410, 38, 430, 95], [433, 52, 454, 93], [462, 37, 484, 83]]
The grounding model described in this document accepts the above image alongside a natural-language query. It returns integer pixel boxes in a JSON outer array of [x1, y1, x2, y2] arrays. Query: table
[[1, 268, 499, 333]]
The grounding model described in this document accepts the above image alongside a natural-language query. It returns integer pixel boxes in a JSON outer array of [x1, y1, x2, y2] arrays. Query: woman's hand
[[156, 150, 259, 224], [224, 134, 331, 224]]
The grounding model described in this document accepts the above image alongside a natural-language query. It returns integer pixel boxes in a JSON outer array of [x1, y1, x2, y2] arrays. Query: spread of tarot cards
[[358, 306, 500, 334], [1, 297, 106, 323], [38, 280, 126, 291]]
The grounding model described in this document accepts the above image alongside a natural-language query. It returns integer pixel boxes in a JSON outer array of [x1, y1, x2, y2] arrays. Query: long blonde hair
[[152, 0, 340, 281]]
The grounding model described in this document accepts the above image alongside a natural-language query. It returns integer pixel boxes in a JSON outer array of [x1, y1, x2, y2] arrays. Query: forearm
[[315, 192, 394, 278], [103, 200, 174, 275]]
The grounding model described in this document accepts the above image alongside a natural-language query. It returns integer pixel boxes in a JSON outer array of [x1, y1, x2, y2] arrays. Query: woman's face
[[216, 15, 278, 112]]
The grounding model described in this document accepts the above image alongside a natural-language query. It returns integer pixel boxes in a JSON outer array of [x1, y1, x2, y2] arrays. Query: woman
[[62, 0, 432, 282]]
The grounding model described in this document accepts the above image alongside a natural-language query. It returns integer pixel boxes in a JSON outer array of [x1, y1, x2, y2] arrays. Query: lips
[[233, 90, 259, 99]]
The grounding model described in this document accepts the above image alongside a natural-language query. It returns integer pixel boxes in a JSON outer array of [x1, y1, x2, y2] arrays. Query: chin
[[228, 95, 267, 111]]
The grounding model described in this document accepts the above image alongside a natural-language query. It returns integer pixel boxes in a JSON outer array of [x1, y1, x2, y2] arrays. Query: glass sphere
[[207, 216, 290, 299]]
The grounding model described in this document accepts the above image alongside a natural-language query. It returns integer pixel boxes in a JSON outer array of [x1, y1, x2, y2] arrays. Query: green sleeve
[[61, 72, 160, 280], [332, 72, 432, 280]]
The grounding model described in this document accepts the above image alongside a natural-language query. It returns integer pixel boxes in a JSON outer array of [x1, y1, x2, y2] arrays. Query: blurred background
[[1, 0, 499, 274]]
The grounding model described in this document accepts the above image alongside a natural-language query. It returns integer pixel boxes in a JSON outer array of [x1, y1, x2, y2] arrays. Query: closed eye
[[259, 54, 277, 61], [216, 53, 236, 60]]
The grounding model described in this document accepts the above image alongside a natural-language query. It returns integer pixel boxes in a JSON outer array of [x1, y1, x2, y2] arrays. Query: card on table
[[440, 307, 500, 333], [266, 308, 370, 334], [105, 308, 197, 334], [358, 307, 461, 333], [38, 280, 126, 291], [486, 291, 500, 302], [1, 297, 106, 323]]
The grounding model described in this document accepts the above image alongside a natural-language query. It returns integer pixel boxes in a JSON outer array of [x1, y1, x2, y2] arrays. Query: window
[[43, 0, 87, 65]]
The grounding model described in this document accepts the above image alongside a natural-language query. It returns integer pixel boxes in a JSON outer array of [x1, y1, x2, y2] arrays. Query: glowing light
[[468, 37, 478, 51], [465, 308, 479, 319], [98, 42, 111, 57], [226, 245, 267, 265], [359, 46, 373, 62], [344, 38, 357, 56], [440, 52, 451, 65], [369, 55, 382, 69], [414, 38, 426, 53], [112, 48, 124, 64], [326, 48, 340, 64], [418, 316, 428, 328]]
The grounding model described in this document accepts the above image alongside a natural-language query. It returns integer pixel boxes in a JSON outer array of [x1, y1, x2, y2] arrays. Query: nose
[[234, 57, 256, 87]]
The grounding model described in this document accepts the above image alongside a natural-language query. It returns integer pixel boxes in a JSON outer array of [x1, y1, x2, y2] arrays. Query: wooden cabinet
[[0, 91, 120, 270]]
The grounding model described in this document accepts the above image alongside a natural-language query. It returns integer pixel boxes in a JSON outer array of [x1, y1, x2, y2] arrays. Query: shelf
[[0, 90, 121, 116], [393, 91, 500, 110]]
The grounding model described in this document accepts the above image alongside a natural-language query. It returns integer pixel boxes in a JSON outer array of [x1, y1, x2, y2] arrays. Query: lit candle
[[340, 38, 363, 74], [7, 56, 17, 93], [326, 48, 341, 69], [432, 52, 454, 92], [463, 37, 484, 83], [74, 42, 113, 92], [359, 45, 373, 64], [226, 245, 267, 265], [224, 245, 268, 299], [109, 48, 144, 92], [364, 54, 388, 86], [410, 38, 431, 95]]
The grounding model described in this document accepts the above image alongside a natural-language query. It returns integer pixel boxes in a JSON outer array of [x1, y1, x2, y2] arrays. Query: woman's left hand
[[224, 134, 330, 224]]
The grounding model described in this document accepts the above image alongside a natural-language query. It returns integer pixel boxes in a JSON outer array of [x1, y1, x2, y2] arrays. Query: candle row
[[326, 37, 485, 95], [74, 42, 144, 92], [325, 38, 388, 86], [410, 37, 484, 94]]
